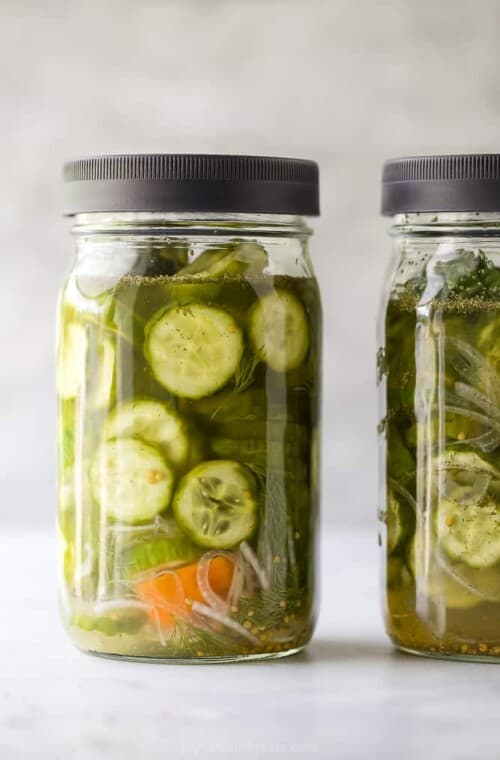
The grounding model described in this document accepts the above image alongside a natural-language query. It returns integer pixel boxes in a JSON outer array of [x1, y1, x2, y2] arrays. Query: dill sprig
[[235, 588, 309, 631], [234, 353, 260, 393], [171, 617, 249, 657]]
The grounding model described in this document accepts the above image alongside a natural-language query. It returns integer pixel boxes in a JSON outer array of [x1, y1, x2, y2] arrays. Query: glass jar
[[379, 154, 500, 661], [57, 154, 321, 662]]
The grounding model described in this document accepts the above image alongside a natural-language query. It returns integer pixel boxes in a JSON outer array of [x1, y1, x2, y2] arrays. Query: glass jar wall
[[58, 154, 321, 663], [379, 207, 500, 661]]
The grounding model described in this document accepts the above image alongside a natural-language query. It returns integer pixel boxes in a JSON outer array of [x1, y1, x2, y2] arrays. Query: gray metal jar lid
[[382, 154, 500, 215], [63, 154, 320, 216]]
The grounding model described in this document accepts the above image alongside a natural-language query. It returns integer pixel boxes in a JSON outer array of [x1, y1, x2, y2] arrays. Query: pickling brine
[[382, 272, 500, 656], [57, 234, 321, 661]]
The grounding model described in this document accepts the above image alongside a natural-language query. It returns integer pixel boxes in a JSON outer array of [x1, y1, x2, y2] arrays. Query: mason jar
[[57, 154, 321, 662], [379, 154, 500, 661]]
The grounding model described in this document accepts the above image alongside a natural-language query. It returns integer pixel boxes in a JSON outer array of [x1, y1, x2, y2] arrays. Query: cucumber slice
[[447, 561, 500, 603], [387, 556, 404, 589], [90, 438, 175, 524], [407, 536, 415, 576], [105, 398, 190, 470], [387, 492, 405, 554], [145, 304, 244, 399], [386, 483, 415, 555], [89, 338, 115, 408], [429, 553, 485, 609], [57, 322, 87, 399], [58, 470, 76, 543], [434, 451, 500, 504], [62, 543, 76, 586], [121, 534, 201, 578], [75, 247, 139, 299], [427, 565, 482, 609], [177, 242, 267, 278], [71, 610, 146, 636], [160, 279, 222, 306], [404, 537, 479, 610], [172, 460, 258, 549], [437, 497, 500, 568], [248, 289, 309, 372], [176, 249, 229, 276]]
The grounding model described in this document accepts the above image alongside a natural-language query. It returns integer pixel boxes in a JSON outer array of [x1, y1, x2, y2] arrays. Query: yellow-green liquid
[[58, 261, 321, 660], [382, 288, 500, 659]]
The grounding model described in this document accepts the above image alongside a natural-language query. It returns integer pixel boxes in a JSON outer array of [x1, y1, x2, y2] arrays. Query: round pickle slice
[[145, 303, 244, 399], [248, 289, 309, 372], [176, 242, 268, 278], [172, 460, 258, 549], [104, 398, 190, 470], [90, 438, 175, 524], [437, 497, 500, 568]]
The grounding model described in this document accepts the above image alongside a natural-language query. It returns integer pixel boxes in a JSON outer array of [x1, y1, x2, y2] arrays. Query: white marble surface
[[2, 525, 500, 759]]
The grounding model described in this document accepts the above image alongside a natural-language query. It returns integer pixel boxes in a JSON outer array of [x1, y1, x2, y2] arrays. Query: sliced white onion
[[74, 543, 94, 583], [227, 558, 245, 608], [196, 550, 237, 615], [389, 478, 417, 512], [445, 405, 500, 435], [435, 551, 490, 601], [150, 607, 167, 646], [453, 429, 500, 453], [287, 526, 298, 580], [454, 381, 500, 422], [240, 541, 269, 590], [448, 337, 500, 402]]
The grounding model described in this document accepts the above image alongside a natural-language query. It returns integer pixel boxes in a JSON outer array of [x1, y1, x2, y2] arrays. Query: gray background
[[2, 0, 500, 527]]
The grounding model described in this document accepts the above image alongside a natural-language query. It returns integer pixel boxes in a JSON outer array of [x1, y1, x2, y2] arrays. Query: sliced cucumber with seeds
[[173, 460, 258, 549], [437, 497, 500, 568], [57, 322, 87, 399], [248, 289, 309, 372], [145, 304, 244, 399], [90, 438, 175, 524], [434, 451, 500, 504], [105, 398, 190, 470]]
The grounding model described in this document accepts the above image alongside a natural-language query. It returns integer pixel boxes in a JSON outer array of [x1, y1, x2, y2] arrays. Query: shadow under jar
[[57, 154, 321, 662], [379, 154, 500, 662]]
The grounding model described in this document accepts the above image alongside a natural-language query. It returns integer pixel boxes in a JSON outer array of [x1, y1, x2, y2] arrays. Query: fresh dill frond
[[234, 353, 260, 393]]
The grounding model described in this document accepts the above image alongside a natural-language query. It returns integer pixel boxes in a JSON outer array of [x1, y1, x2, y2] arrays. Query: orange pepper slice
[[136, 556, 234, 627]]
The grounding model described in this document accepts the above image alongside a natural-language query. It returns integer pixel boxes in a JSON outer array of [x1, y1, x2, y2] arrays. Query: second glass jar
[[380, 155, 500, 661]]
